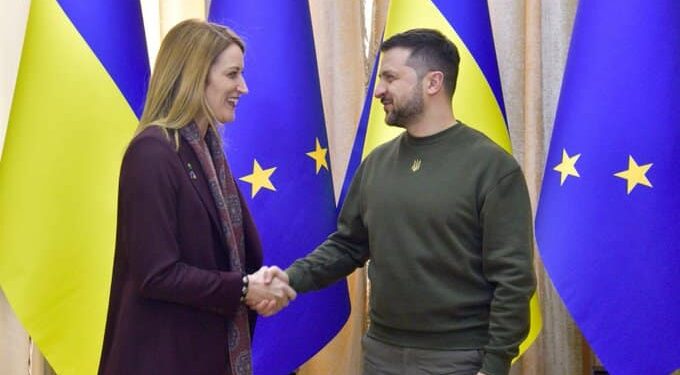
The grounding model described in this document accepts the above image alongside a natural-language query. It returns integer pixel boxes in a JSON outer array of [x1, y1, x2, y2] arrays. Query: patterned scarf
[[180, 123, 252, 375]]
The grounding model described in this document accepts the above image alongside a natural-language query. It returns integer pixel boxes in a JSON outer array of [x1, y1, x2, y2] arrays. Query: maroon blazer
[[99, 126, 263, 375]]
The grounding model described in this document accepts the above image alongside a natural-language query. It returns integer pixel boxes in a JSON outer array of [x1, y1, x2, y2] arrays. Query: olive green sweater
[[286, 123, 535, 375]]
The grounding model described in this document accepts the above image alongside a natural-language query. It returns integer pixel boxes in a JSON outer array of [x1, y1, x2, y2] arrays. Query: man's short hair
[[381, 28, 460, 99]]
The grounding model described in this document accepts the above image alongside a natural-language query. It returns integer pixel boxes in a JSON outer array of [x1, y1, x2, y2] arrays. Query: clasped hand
[[245, 266, 296, 317]]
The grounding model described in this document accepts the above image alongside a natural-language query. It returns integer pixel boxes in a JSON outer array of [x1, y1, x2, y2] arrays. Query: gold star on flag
[[614, 155, 653, 194], [305, 137, 329, 174], [239, 159, 276, 198], [553, 148, 581, 185]]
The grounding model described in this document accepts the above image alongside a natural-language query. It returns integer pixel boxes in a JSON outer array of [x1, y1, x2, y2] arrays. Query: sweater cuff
[[480, 351, 511, 375], [284, 266, 304, 292]]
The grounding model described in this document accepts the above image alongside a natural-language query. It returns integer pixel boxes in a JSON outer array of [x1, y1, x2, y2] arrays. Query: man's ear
[[425, 71, 444, 95]]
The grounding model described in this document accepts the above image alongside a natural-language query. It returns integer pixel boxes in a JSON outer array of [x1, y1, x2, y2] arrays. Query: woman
[[99, 20, 295, 375]]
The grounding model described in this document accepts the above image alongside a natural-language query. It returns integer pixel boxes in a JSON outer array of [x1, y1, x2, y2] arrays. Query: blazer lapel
[[177, 138, 225, 247]]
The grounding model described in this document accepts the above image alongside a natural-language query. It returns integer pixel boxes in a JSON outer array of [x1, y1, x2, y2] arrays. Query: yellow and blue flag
[[0, 0, 148, 374], [341, 0, 541, 358], [536, 2, 680, 374], [209, 2, 348, 374]]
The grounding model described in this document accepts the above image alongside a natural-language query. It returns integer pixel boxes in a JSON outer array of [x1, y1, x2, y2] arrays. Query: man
[[272, 28, 535, 375]]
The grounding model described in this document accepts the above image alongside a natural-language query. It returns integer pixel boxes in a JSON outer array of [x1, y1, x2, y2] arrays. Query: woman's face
[[205, 44, 248, 124]]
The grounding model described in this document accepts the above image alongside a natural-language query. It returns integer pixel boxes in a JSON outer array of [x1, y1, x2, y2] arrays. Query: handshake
[[244, 266, 296, 317]]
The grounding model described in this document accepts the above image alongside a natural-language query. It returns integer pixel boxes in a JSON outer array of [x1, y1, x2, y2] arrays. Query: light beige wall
[[0, 0, 30, 161], [141, 0, 206, 68]]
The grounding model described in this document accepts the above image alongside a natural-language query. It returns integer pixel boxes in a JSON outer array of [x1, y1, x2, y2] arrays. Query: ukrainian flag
[[0, 1, 148, 373], [536, 1, 680, 374], [209, 2, 348, 374], [342, 0, 541, 359]]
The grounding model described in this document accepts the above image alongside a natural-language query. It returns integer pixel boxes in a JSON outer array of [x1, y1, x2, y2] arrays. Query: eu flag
[[208, 2, 349, 374], [535, 2, 680, 374], [0, 0, 148, 373]]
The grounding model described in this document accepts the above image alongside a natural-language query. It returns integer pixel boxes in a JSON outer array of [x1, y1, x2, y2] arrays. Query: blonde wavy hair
[[137, 19, 244, 146]]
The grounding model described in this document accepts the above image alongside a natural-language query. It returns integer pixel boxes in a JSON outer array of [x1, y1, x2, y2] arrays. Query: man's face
[[374, 47, 424, 127]]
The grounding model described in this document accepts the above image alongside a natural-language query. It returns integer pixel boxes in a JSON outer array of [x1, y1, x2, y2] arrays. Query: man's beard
[[384, 84, 424, 127]]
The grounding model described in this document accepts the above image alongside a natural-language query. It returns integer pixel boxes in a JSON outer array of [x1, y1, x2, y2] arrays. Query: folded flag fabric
[[536, 1, 680, 374], [209, 2, 349, 374], [0, 0, 149, 373]]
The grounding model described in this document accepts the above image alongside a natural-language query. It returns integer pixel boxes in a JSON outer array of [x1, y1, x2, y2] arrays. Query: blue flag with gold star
[[208, 2, 349, 374], [535, 2, 680, 374]]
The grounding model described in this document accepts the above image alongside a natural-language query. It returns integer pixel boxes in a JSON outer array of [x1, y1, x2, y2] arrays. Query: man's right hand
[[245, 266, 296, 317]]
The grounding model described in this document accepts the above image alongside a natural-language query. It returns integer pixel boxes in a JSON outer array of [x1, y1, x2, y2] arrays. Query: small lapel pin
[[187, 163, 197, 180]]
